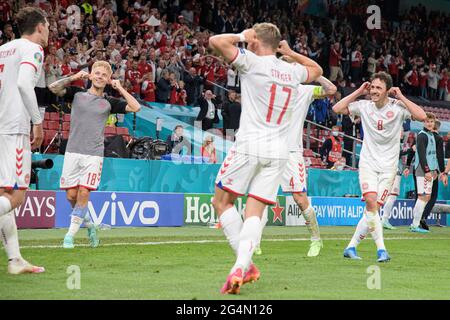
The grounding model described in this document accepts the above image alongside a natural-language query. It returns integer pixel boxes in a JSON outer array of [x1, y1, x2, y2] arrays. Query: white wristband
[[237, 33, 246, 42]]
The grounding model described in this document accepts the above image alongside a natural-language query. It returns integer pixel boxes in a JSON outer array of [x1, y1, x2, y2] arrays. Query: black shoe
[[420, 219, 429, 231]]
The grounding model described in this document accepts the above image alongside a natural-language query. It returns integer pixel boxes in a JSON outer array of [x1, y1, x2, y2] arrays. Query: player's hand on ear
[[75, 70, 90, 81], [358, 82, 371, 96], [277, 40, 292, 56], [388, 87, 403, 98], [242, 28, 257, 43], [111, 79, 122, 90]]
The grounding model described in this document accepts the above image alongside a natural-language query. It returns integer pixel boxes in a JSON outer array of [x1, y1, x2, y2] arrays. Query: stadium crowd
[[0, 0, 449, 165], [0, 0, 449, 108]]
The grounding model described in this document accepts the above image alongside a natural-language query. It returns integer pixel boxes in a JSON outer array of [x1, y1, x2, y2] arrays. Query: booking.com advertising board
[[14, 191, 447, 229]]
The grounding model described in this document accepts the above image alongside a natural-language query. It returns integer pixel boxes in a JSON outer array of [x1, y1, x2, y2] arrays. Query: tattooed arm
[[48, 70, 89, 96]]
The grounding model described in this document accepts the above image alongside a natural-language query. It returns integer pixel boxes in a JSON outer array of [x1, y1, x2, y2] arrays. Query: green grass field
[[1, 226, 450, 300]]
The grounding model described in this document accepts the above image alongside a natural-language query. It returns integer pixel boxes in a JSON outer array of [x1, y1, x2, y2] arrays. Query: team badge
[[362, 182, 369, 190], [386, 111, 394, 119], [24, 174, 30, 185], [34, 52, 43, 64]]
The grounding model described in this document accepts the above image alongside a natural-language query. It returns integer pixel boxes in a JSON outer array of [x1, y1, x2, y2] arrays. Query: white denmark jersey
[[0, 38, 44, 135], [348, 98, 411, 172], [231, 48, 308, 159], [288, 85, 320, 152]]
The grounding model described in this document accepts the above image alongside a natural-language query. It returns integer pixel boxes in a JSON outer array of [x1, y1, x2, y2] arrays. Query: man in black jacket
[[341, 114, 360, 166], [420, 120, 446, 230], [156, 70, 171, 103], [221, 90, 241, 140], [184, 67, 203, 106], [196, 90, 219, 131]]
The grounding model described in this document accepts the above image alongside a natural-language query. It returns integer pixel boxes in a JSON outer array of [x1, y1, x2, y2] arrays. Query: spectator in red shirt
[[419, 67, 428, 99], [141, 73, 156, 103], [329, 42, 343, 82], [350, 44, 363, 86], [404, 65, 420, 96], [126, 60, 144, 97], [388, 55, 400, 86], [438, 68, 448, 101], [138, 54, 152, 75], [176, 81, 187, 106]]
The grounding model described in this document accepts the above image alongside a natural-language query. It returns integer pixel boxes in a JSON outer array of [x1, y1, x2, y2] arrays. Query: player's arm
[[277, 40, 323, 82], [208, 29, 256, 63], [48, 71, 89, 96], [17, 63, 43, 149], [332, 82, 370, 115], [313, 76, 337, 99], [110, 80, 141, 113], [388, 87, 427, 121]]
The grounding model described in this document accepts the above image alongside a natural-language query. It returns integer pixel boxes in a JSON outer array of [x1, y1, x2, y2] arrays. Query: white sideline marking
[[20, 237, 449, 249]]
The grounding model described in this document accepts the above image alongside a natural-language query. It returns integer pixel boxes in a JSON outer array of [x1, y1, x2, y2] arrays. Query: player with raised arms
[[209, 23, 323, 294], [333, 72, 426, 262], [278, 71, 336, 257], [49, 62, 141, 249], [0, 7, 49, 274]]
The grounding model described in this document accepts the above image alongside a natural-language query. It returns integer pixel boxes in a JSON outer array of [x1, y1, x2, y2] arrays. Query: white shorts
[[60, 152, 103, 191], [389, 174, 401, 196], [280, 152, 307, 193], [215, 148, 286, 204], [416, 176, 433, 196], [359, 166, 396, 205], [0, 134, 31, 190]]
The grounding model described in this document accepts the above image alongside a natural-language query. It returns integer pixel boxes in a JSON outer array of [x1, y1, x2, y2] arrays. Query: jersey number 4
[[266, 84, 292, 124]]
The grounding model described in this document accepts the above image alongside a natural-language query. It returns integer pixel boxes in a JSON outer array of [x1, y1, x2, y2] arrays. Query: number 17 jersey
[[231, 48, 308, 159]]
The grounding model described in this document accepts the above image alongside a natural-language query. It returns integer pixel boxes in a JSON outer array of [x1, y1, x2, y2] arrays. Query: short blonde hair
[[91, 60, 112, 76], [425, 112, 436, 120], [253, 23, 281, 50]]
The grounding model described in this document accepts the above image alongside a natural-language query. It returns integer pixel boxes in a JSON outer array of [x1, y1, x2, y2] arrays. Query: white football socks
[[382, 195, 396, 223], [0, 196, 12, 217], [302, 205, 321, 241], [219, 206, 243, 255], [67, 216, 84, 237], [0, 212, 21, 260], [256, 207, 268, 248], [232, 216, 261, 273], [412, 199, 427, 228], [366, 210, 386, 250], [348, 213, 369, 248]]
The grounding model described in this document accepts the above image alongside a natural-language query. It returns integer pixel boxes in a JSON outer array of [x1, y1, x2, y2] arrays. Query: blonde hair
[[91, 60, 112, 76], [425, 112, 436, 120], [252, 23, 281, 50]]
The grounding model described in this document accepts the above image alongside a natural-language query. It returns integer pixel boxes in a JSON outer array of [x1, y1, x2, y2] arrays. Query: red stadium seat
[[104, 126, 117, 135], [303, 149, 314, 157], [44, 113, 51, 121], [116, 127, 129, 136], [63, 131, 69, 140], [62, 122, 70, 131], [49, 112, 60, 121], [63, 114, 71, 122], [43, 130, 57, 147], [47, 121, 59, 130]]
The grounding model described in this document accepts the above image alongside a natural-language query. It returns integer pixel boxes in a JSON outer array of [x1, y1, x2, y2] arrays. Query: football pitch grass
[[1, 226, 450, 300]]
